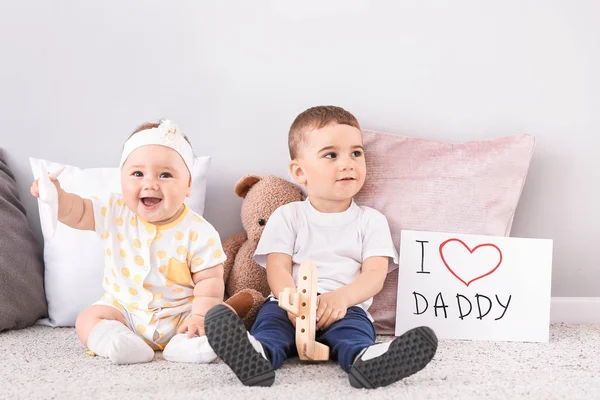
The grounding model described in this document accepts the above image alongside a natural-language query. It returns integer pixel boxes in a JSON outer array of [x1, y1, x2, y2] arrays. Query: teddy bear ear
[[234, 175, 262, 198]]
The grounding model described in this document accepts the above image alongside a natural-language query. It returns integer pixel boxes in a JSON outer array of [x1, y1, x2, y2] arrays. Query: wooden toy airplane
[[278, 260, 329, 361]]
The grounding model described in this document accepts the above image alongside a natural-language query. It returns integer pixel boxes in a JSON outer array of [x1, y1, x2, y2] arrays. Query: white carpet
[[1, 324, 599, 400]]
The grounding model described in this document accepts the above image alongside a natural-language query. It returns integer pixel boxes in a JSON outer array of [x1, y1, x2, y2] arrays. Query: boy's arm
[[315, 256, 388, 330], [341, 255, 388, 306], [266, 252, 296, 298], [266, 252, 299, 327]]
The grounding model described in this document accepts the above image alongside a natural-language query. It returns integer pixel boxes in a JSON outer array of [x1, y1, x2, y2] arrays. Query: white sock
[[87, 320, 155, 365], [162, 334, 217, 364], [358, 341, 393, 361], [247, 332, 268, 361]]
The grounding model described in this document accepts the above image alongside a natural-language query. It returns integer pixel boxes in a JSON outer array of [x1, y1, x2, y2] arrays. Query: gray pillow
[[0, 152, 47, 331]]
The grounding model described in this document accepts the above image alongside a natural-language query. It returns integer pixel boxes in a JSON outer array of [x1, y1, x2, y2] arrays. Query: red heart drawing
[[439, 238, 502, 287]]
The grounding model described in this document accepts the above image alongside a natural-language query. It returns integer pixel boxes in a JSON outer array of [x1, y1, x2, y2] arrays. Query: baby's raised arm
[[31, 177, 95, 231]]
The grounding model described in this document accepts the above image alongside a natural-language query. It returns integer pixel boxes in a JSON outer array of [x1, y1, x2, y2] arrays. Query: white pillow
[[30, 156, 210, 327]]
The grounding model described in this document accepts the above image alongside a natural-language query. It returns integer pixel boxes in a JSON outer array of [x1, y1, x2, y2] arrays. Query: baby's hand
[[316, 288, 349, 330], [31, 164, 64, 201], [178, 314, 205, 338], [30, 176, 61, 199]]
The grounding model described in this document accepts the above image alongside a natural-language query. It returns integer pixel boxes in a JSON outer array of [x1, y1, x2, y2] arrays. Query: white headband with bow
[[119, 119, 194, 173]]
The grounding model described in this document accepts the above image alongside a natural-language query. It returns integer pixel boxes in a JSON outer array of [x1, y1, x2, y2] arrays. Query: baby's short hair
[[131, 122, 160, 136], [128, 121, 192, 146], [288, 106, 360, 159]]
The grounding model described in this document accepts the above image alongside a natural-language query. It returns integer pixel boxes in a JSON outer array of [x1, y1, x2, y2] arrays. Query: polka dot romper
[[91, 193, 226, 349]]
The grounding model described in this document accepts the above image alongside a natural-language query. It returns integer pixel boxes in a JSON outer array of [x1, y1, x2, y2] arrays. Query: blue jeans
[[250, 300, 376, 372]]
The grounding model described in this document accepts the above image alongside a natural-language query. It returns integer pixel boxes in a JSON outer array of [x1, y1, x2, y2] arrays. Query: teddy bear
[[222, 175, 304, 329]]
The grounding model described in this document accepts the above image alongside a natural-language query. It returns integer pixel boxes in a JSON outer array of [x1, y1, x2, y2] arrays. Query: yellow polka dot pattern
[[192, 258, 204, 267], [95, 195, 229, 347], [112, 298, 124, 312]]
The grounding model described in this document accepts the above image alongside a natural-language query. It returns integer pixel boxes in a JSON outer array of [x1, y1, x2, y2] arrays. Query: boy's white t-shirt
[[254, 198, 398, 315]]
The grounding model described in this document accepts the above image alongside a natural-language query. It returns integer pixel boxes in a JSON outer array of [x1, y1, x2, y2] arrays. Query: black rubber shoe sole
[[205, 304, 275, 387], [349, 326, 438, 389]]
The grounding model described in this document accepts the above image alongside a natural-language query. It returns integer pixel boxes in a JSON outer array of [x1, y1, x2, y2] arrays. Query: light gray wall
[[1, 1, 598, 297]]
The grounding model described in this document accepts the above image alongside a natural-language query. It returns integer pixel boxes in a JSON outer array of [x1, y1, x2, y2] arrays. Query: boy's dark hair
[[288, 106, 360, 159]]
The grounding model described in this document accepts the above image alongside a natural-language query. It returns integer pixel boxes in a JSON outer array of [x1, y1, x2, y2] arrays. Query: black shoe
[[205, 304, 275, 387], [348, 326, 437, 389]]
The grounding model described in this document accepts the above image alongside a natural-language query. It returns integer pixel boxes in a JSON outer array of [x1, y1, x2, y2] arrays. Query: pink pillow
[[355, 130, 535, 334]]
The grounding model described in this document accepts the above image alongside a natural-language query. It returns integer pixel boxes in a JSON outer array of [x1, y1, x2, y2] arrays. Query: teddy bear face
[[241, 176, 303, 243]]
